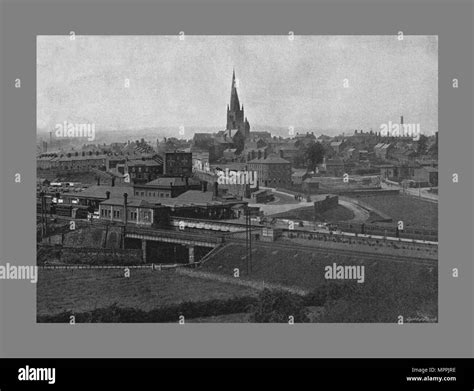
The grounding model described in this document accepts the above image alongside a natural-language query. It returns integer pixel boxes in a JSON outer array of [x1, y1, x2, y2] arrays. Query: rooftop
[[248, 155, 290, 164], [74, 185, 133, 200], [58, 155, 108, 162], [100, 197, 155, 208], [126, 159, 162, 167], [142, 177, 199, 188]]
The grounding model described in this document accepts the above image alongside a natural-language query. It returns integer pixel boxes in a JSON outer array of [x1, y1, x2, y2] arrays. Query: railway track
[[229, 237, 437, 266]]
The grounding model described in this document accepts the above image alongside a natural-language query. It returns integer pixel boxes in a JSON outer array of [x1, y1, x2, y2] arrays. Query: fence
[[176, 267, 309, 296]]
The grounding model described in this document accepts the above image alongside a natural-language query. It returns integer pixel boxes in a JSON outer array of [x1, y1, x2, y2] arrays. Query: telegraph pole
[[249, 206, 252, 274], [39, 191, 45, 241], [122, 192, 128, 249], [246, 205, 252, 275]]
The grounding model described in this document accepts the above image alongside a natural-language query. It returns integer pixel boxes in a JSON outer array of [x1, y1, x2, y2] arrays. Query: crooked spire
[[230, 69, 240, 112]]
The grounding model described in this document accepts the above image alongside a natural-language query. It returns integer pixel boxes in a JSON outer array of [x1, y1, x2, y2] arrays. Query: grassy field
[[201, 244, 365, 290], [37, 268, 258, 317], [200, 243, 433, 291], [200, 243, 438, 322], [268, 205, 354, 222], [356, 194, 437, 230], [187, 313, 251, 323]]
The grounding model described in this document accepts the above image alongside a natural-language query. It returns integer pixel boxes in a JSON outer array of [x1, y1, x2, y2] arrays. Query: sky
[[37, 35, 438, 135]]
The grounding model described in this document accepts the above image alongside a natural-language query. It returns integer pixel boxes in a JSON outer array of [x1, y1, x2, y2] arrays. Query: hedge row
[[37, 295, 258, 323], [37, 284, 359, 323]]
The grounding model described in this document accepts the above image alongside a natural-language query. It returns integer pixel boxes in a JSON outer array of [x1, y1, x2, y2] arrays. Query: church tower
[[226, 70, 250, 138]]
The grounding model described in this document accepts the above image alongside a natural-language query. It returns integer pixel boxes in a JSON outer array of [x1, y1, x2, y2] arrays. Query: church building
[[226, 70, 250, 139]]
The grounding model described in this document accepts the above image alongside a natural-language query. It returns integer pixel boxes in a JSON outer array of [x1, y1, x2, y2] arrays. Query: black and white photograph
[[36, 35, 438, 323]]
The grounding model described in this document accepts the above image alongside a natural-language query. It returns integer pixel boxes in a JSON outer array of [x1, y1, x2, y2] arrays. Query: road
[[338, 199, 370, 222], [381, 181, 438, 203]]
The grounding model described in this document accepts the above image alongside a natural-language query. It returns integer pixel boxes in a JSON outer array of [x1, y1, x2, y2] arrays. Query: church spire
[[230, 69, 240, 112]]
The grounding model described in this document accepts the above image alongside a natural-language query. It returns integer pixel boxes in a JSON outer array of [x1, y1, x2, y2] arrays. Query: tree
[[249, 289, 309, 323], [304, 142, 325, 171], [232, 130, 246, 155], [417, 134, 428, 156]]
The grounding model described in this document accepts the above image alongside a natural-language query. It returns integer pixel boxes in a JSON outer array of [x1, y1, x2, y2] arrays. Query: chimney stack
[[123, 193, 128, 226]]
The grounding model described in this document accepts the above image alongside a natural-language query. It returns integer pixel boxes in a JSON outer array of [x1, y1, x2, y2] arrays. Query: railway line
[[228, 238, 437, 267]]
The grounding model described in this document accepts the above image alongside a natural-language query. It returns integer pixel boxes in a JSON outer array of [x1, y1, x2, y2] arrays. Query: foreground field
[[37, 268, 258, 317], [199, 243, 438, 322], [37, 242, 438, 323], [355, 194, 437, 230], [200, 243, 433, 291]]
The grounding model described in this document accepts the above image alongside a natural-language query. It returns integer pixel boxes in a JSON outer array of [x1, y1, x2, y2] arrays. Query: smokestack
[[123, 193, 128, 226]]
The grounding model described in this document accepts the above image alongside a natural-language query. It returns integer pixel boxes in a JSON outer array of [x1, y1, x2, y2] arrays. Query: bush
[[37, 295, 258, 323], [248, 289, 310, 323], [318, 265, 438, 323], [304, 282, 357, 306]]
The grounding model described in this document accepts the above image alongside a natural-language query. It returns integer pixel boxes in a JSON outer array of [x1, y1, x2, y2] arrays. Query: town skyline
[[37, 35, 438, 135]]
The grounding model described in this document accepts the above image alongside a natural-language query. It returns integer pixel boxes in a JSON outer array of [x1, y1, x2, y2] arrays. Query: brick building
[[247, 155, 291, 187], [164, 152, 193, 177], [125, 159, 163, 184]]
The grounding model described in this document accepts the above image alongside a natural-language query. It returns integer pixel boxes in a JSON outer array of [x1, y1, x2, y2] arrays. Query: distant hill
[[37, 125, 348, 144]]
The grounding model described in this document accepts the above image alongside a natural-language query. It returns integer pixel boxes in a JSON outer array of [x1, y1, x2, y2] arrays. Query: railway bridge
[[124, 225, 225, 263]]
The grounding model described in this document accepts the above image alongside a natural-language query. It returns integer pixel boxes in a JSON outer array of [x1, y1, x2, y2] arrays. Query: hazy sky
[[37, 35, 438, 134]]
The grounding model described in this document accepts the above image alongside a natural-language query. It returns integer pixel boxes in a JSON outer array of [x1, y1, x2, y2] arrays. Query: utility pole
[[39, 191, 45, 241], [246, 205, 252, 275], [249, 207, 252, 274], [122, 192, 128, 249]]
